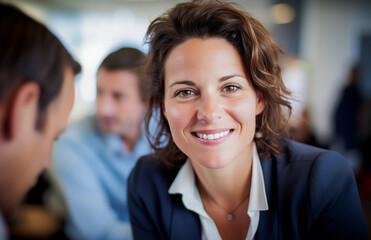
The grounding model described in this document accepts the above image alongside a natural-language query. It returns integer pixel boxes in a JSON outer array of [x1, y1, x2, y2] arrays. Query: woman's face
[[163, 37, 264, 169]]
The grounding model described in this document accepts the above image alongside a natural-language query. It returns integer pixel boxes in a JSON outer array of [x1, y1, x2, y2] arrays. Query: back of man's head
[[0, 3, 81, 222], [0, 3, 81, 130]]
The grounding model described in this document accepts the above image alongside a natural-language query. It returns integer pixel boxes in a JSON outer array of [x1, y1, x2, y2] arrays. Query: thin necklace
[[202, 190, 250, 221]]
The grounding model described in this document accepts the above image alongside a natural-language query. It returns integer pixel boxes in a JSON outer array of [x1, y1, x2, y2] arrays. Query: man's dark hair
[[98, 47, 149, 103], [0, 3, 81, 130]]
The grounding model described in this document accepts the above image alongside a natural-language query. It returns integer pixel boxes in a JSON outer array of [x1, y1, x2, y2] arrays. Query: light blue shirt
[[51, 116, 152, 240], [0, 211, 8, 240], [169, 143, 268, 240]]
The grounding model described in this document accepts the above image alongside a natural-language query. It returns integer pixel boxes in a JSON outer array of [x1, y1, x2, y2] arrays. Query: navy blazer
[[128, 140, 369, 239]]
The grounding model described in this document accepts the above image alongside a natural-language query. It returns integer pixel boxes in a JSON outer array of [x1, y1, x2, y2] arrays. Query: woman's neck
[[192, 153, 253, 209]]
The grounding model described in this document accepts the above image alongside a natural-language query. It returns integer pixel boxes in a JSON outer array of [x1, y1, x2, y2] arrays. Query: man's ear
[[2, 82, 40, 140]]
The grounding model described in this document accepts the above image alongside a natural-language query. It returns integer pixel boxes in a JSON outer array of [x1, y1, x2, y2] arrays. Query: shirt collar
[[249, 143, 269, 211], [93, 117, 123, 154], [169, 142, 268, 213], [97, 120, 148, 156], [169, 159, 210, 218]]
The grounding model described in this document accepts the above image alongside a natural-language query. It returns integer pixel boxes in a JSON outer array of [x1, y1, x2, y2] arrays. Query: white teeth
[[196, 130, 230, 140]]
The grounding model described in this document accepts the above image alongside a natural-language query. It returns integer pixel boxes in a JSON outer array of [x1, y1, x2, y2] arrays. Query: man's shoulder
[[53, 116, 103, 155], [61, 116, 100, 140]]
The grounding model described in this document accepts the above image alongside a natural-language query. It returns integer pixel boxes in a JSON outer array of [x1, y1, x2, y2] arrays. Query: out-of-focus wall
[[1, 0, 271, 123], [300, 0, 371, 144], [3, 0, 370, 145]]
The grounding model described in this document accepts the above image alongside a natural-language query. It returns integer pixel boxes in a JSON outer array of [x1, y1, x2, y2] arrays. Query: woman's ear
[[255, 91, 265, 116], [162, 102, 167, 119], [2, 82, 40, 141]]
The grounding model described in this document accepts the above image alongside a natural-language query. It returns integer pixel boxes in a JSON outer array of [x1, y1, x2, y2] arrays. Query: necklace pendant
[[227, 213, 234, 221]]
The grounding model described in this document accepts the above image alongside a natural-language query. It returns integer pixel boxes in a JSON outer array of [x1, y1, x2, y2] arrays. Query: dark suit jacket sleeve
[[308, 150, 368, 239]]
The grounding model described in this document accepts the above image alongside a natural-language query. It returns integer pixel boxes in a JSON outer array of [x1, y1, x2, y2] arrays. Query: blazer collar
[[256, 153, 280, 239], [170, 194, 202, 240]]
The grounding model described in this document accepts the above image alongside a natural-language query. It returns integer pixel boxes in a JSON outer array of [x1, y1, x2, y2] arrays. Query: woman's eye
[[223, 85, 240, 93], [175, 89, 194, 97]]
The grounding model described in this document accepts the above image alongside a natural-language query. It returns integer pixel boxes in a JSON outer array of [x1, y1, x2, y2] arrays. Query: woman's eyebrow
[[168, 75, 246, 88], [168, 80, 196, 88], [219, 74, 246, 82]]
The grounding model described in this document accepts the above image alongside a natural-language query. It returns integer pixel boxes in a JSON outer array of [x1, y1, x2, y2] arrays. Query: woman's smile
[[191, 129, 234, 146], [163, 37, 265, 169], [194, 129, 232, 140]]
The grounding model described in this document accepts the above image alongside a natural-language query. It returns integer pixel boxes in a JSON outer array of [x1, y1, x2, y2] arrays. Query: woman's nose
[[196, 94, 222, 124]]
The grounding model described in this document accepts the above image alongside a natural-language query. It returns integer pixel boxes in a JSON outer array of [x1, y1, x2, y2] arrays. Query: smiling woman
[[163, 38, 264, 171], [127, 0, 368, 239]]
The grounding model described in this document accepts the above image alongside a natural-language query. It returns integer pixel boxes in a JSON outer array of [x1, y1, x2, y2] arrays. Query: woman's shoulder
[[283, 139, 348, 168], [280, 139, 355, 198], [132, 154, 180, 173], [270, 139, 353, 189], [129, 154, 181, 192]]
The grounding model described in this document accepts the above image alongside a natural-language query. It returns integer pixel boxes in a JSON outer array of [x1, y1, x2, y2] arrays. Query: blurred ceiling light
[[270, 3, 295, 24]]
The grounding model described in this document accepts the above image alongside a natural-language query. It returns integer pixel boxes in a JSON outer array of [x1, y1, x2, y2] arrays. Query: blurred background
[[2, 0, 371, 239]]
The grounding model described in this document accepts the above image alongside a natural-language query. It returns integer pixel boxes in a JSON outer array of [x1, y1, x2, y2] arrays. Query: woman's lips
[[194, 130, 231, 140], [192, 129, 233, 144]]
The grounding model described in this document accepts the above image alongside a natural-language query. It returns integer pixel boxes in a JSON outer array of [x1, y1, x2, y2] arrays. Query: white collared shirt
[[169, 143, 268, 240]]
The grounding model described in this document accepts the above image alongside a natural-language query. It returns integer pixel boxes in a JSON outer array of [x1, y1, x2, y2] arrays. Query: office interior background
[[1, 0, 371, 238], [3, 0, 370, 146], [2, 0, 370, 144]]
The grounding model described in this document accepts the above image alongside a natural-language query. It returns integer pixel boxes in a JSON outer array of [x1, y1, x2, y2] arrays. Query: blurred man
[[51, 47, 151, 240], [0, 3, 81, 239]]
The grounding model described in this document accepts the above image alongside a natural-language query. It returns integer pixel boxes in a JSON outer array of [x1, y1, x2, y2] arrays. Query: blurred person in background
[[50, 47, 151, 240], [0, 2, 81, 239], [333, 65, 364, 174], [289, 108, 320, 147]]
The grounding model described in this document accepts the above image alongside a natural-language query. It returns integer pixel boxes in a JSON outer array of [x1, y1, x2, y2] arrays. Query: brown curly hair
[[145, 0, 292, 168]]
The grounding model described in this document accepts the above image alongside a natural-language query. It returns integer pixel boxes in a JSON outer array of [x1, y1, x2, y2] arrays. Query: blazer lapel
[[170, 194, 202, 240], [255, 155, 279, 240]]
